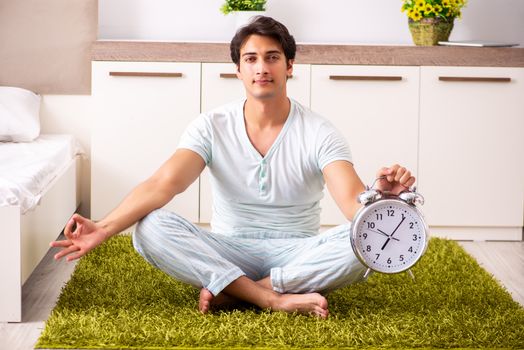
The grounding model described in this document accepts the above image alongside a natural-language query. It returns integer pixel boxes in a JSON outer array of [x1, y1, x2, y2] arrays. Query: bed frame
[[0, 157, 80, 322]]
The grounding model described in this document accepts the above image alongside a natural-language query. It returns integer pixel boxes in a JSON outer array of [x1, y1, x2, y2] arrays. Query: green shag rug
[[37, 235, 524, 349]]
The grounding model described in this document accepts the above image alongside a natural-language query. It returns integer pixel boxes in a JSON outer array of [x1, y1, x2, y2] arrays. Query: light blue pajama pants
[[132, 208, 367, 297]]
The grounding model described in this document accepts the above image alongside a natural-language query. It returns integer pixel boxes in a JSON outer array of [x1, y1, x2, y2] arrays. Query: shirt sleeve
[[176, 113, 212, 165], [316, 121, 353, 171]]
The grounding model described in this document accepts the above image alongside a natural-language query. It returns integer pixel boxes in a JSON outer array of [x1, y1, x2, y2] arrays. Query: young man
[[51, 16, 415, 319]]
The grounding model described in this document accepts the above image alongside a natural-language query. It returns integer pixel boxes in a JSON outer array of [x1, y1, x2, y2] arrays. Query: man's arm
[[323, 161, 416, 222], [322, 160, 366, 221], [51, 149, 205, 261], [97, 149, 206, 237]]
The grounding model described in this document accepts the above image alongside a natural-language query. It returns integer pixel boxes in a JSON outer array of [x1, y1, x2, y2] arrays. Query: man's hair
[[230, 16, 296, 66]]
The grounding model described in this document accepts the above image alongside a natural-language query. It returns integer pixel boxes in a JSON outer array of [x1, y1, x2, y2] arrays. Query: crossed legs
[[133, 209, 363, 319]]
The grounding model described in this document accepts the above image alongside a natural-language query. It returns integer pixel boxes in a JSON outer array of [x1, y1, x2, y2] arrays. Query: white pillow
[[0, 86, 41, 142]]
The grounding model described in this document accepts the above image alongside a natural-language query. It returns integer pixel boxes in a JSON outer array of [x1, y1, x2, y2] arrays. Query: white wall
[[99, 0, 524, 45]]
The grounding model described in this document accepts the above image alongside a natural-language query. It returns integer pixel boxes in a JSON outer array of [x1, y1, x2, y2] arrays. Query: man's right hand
[[50, 213, 110, 262]]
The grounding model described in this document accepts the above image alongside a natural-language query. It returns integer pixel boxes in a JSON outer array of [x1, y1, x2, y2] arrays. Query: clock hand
[[381, 237, 390, 251], [389, 216, 406, 238], [377, 228, 400, 242], [364, 228, 400, 241], [381, 217, 406, 251]]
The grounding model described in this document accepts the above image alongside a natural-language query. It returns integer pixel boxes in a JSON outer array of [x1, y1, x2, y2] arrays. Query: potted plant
[[401, 0, 468, 46], [220, 0, 267, 29]]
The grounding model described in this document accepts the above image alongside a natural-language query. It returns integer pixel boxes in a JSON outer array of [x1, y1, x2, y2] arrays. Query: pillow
[[0, 86, 41, 142]]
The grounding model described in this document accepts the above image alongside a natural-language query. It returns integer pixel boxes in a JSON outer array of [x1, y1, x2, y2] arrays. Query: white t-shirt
[[177, 98, 352, 236]]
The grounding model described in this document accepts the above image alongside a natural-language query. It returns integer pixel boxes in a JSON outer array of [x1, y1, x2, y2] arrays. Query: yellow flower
[[402, 0, 466, 20]]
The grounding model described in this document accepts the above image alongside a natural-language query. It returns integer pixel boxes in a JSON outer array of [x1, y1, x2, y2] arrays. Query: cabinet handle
[[109, 72, 183, 78], [329, 75, 402, 81], [439, 76, 511, 83], [219, 73, 294, 79], [220, 73, 238, 79]]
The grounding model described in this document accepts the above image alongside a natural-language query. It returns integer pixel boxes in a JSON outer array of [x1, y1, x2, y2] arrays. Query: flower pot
[[408, 18, 454, 46], [234, 11, 266, 30]]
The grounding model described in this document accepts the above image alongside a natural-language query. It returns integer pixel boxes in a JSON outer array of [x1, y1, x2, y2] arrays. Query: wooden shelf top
[[92, 41, 524, 67]]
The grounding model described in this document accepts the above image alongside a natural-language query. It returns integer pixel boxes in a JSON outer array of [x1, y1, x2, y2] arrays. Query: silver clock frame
[[350, 189, 430, 277]]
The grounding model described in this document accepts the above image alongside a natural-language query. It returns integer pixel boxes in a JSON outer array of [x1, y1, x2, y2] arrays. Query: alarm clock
[[350, 181, 429, 279]]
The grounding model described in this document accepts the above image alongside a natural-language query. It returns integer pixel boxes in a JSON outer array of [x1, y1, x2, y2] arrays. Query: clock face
[[351, 198, 428, 274]]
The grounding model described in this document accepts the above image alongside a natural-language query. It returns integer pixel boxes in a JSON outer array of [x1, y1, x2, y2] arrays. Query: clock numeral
[[387, 209, 395, 217], [412, 234, 418, 241], [366, 245, 371, 252], [399, 254, 404, 261], [409, 222, 414, 229], [375, 253, 380, 260], [408, 246, 413, 253], [367, 222, 375, 229], [362, 233, 368, 240], [376, 213, 383, 220], [387, 257, 392, 264]]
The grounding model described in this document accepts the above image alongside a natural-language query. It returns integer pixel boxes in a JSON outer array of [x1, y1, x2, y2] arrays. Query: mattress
[[0, 134, 82, 214]]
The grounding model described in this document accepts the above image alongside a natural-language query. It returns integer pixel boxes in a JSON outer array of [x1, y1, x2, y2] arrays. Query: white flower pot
[[234, 11, 266, 30]]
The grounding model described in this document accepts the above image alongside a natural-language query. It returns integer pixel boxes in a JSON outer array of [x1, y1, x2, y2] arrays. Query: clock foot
[[408, 269, 415, 281], [363, 268, 373, 280]]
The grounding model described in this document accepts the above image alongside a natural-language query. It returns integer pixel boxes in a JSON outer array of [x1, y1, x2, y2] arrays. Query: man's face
[[237, 34, 294, 101]]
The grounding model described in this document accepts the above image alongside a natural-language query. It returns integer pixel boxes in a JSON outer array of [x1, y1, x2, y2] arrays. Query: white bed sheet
[[0, 134, 82, 214]]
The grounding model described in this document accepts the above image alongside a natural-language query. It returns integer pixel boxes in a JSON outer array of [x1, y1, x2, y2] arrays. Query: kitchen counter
[[92, 41, 524, 67]]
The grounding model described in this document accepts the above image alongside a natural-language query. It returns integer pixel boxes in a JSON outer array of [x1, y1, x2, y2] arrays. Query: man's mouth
[[254, 79, 273, 84]]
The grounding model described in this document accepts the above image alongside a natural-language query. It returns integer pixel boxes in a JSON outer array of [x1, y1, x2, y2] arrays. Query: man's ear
[[287, 59, 294, 78], [236, 64, 241, 79]]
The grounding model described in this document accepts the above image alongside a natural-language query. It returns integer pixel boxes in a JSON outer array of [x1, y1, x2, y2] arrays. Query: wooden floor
[[1, 237, 522, 350]]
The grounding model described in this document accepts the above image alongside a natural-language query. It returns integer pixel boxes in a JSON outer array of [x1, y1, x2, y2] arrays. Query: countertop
[[92, 41, 524, 67]]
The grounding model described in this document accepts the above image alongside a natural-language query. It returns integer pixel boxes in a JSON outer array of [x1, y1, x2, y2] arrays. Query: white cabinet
[[418, 67, 524, 240], [91, 61, 201, 222], [311, 65, 420, 225], [199, 63, 311, 223]]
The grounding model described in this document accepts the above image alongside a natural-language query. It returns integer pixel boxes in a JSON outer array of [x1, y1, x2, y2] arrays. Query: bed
[[0, 134, 82, 322]]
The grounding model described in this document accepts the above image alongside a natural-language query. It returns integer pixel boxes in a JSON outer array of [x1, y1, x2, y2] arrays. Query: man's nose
[[255, 59, 269, 75]]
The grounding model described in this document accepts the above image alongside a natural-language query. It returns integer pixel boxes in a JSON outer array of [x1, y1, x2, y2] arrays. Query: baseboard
[[428, 226, 523, 241]]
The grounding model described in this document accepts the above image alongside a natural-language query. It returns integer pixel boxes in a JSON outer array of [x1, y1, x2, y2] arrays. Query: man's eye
[[245, 57, 256, 63], [268, 55, 279, 61]]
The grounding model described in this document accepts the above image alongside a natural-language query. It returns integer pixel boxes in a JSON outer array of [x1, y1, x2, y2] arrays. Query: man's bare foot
[[199, 288, 214, 314], [199, 288, 239, 314], [270, 292, 329, 319]]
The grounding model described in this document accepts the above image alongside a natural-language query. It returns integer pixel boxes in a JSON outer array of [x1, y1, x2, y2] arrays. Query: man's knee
[[134, 208, 197, 247], [133, 209, 167, 246]]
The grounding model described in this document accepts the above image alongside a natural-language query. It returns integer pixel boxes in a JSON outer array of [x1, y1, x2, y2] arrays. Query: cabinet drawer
[[91, 61, 201, 222], [419, 66, 524, 227], [312, 65, 420, 225]]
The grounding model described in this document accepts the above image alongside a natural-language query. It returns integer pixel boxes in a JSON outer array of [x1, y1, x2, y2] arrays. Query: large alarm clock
[[350, 183, 429, 279]]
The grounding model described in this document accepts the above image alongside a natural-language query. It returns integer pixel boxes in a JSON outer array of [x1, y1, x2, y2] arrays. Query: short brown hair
[[230, 16, 296, 66]]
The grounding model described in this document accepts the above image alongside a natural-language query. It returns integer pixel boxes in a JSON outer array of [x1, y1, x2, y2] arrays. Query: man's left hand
[[375, 164, 416, 195]]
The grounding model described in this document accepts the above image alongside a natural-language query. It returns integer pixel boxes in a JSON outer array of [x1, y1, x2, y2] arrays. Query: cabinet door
[[199, 63, 311, 223], [311, 65, 420, 225], [91, 61, 201, 222], [419, 67, 524, 228]]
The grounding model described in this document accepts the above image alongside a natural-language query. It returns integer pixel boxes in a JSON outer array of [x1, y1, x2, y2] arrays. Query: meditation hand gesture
[[50, 214, 109, 262]]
